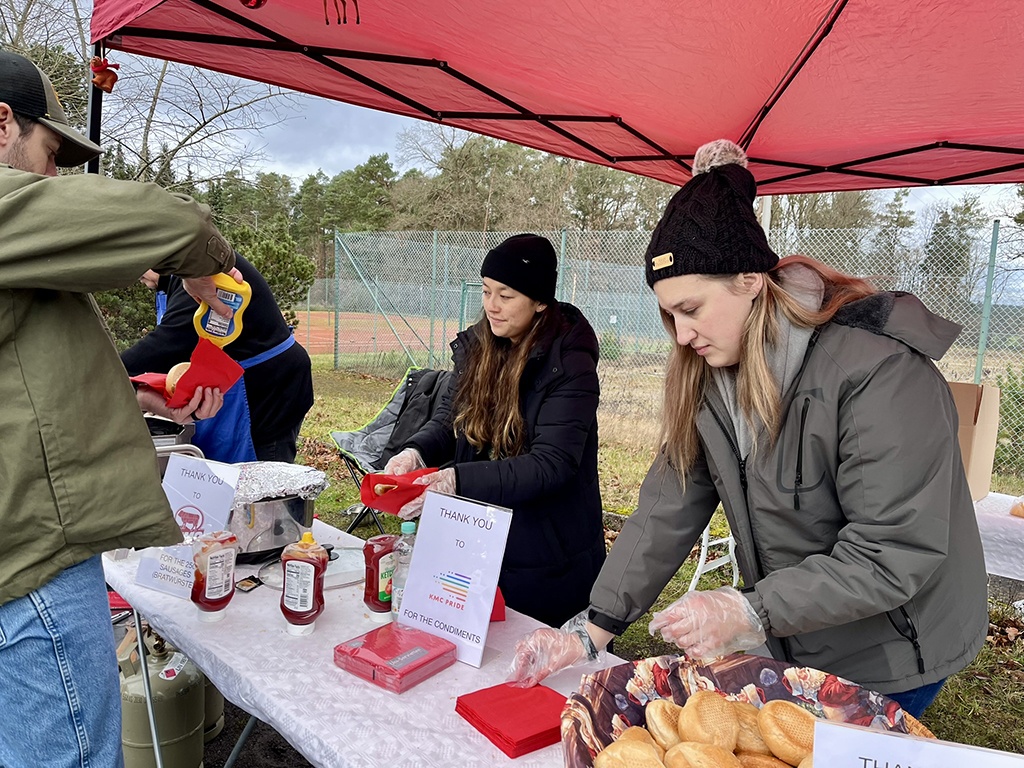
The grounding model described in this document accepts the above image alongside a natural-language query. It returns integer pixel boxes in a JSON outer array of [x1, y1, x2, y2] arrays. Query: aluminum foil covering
[[232, 461, 329, 506]]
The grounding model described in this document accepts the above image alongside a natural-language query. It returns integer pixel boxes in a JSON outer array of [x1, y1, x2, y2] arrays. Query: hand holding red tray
[[129, 338, 244, 408], [360, 467, 437, 514]]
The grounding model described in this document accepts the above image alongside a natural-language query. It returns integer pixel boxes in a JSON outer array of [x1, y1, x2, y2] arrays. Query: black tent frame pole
[[85, 41, 103, 175]]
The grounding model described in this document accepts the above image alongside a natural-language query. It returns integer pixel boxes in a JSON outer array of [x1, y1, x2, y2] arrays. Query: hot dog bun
[[757, 700, 817, 766], [165, 362, 191, 396], [678, 690, 739, 752], [645, 699, 684, 751], [664, 741, 742, 768], [594, 738, 665, 768]]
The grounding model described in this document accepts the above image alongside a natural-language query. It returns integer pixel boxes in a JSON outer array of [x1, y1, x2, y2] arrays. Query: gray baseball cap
[[0, 50, 102, 167]]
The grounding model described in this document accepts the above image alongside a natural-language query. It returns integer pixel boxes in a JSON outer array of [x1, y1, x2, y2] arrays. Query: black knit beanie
[[645, 139, 779, 287], [480, 234, 557, 303]]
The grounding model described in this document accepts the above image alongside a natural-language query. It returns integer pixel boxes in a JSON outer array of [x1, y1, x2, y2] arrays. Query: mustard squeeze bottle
[[193, 273, 251, 347]]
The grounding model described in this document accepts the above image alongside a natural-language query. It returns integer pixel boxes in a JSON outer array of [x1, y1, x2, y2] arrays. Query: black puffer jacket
[[407, 303, 606, 627]]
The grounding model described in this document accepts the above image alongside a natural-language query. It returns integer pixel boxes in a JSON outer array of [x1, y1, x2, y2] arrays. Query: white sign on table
[[815, 720, 1024, 767], [161, 453, 240, 536], [135, 544, 195, 599], [134, 455, 240, 598], [397, 490, 512, 667]]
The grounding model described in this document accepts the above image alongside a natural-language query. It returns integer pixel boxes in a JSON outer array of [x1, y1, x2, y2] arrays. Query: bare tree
[[1, 0, 294, 186]]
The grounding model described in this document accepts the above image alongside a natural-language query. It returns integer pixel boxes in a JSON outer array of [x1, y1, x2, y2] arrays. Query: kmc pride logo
[[430, 570, 471, 608]]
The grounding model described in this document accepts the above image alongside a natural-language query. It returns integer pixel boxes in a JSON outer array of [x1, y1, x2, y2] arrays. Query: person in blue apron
[[124, 252, 314, 463]]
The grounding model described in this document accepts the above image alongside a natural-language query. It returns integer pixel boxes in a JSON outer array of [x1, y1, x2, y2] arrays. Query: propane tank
[[119, 628, 205, 768], [203, 675, 225, 743]]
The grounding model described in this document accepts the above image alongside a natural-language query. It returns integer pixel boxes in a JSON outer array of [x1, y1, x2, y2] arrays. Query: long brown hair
[[452, 305, 561, 458], [661, 255, 876, 475]]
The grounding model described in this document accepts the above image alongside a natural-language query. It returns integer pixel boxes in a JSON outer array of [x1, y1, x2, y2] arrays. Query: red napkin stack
[[360, 468, 436, 514], [129, 338, 244, 408], [455, 682, 567, 758]]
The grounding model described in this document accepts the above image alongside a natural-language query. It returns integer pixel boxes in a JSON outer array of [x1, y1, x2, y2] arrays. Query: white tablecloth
[[103, 521, 621, 768], [975, 492, 1024, 582]]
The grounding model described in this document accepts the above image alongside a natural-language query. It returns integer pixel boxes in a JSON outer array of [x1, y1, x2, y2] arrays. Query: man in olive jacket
[[0, 51, 236, 768]]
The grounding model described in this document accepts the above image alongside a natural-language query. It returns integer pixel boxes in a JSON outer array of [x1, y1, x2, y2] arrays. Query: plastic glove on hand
[[648, 586, 766, 663], [395, 468, 455, 520], [382, 447, 426, 476], [506, 628, 587, 688]]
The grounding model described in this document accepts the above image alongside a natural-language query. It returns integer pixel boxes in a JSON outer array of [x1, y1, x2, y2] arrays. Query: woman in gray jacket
[[507, 140, 988, 719]]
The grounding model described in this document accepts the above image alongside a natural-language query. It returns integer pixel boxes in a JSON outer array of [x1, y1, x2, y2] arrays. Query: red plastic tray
[[333, 623, 457, 694]]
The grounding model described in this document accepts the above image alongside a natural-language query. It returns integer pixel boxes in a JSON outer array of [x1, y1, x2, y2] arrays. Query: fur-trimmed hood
[[832, 291, 962, 361]]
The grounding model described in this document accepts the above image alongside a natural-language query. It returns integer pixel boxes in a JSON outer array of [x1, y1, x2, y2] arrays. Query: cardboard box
[[947, 381, 1001, 501]]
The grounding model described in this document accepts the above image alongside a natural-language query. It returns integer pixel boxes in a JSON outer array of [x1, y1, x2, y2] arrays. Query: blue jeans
[[888, 678, 947, 719], [0, 556, 124, 768]]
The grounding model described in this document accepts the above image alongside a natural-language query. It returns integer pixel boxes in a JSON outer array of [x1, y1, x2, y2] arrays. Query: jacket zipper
[[887, 607, 926, 674], [793, 398, 810, 510], [708, 406, 747, 494]]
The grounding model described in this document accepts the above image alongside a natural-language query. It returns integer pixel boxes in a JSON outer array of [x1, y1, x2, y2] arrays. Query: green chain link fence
[[297, 224, 1024, 479]]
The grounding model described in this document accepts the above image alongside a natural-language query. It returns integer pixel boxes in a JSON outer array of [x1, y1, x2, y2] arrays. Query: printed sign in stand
[[136, 454, 240, 598], [396, 490, 512, 667], [161, 454, 240, 536], [815, 720, 1024, 766]]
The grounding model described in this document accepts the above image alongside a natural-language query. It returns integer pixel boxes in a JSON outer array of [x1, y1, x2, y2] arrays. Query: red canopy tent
[[91, 0, 1024, 193]]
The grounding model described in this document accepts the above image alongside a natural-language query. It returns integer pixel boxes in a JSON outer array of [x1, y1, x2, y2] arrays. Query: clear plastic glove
[[382, 447, 426, 476], [396, 467, 455, 520], [506, 628, 588, 688], [648, 586, 766, 663]]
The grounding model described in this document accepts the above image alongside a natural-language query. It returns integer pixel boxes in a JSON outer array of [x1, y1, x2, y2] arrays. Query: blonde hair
[[452, 307, 559, 458], [660, 255, 876, 475]]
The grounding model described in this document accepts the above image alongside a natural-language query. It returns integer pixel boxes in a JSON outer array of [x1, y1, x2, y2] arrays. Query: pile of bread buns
[[594, 692, 818, 768]]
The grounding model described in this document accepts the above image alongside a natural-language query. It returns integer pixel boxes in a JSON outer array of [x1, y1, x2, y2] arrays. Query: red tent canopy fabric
[[92, 0, 1024, 193]]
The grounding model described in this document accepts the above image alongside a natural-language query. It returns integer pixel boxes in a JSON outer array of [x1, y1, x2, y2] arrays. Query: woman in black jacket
[[385, 234, 606, 627]]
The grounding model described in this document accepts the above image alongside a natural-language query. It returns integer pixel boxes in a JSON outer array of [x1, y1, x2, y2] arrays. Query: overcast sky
[[248, 93, 418, 180]]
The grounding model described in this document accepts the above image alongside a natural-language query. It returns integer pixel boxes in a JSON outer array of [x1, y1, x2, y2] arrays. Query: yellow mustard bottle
[[193, 273, 251, 347]]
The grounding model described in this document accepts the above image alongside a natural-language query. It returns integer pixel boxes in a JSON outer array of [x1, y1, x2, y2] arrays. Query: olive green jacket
[[0, 164, 234, 605]]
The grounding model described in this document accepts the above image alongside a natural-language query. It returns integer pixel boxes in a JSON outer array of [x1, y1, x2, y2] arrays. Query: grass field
[[298, 362, 1024, 751]]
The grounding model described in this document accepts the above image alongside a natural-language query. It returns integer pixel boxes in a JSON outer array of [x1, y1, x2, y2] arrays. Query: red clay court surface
[[294, 310, 457, 357]]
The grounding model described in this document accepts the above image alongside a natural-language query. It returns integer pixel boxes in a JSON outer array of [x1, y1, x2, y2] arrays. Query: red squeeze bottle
[[363, 534, 398, 619], [191, 531, 238, 622], [280, 532, 328, 636]]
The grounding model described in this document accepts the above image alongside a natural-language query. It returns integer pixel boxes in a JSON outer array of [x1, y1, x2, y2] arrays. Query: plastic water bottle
[[391, 521, 417, 622]]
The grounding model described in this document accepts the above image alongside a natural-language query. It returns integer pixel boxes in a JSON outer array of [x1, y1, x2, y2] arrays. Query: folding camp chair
[[688, 523, 739, 592], [331, 366, 452, 534]]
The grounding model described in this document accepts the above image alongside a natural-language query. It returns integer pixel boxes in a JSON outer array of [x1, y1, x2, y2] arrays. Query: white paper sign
[[815, 719, 1024, 767], [135, 544, 195, 598], [396, 490, 512, 667], [161, 454, 240, 536]]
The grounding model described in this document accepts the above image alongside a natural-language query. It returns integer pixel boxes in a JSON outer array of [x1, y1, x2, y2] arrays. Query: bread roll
[[797, 756, 813, 768], [1010, 500, 1024, 519], [731, 701, 772, 756], [735, 754, 791, 768], [664, 741, 741, 768], [594, 738, 665, 768], [373, 483, 398, 495], [757, 700, 817, 766], [165, 362, 191, 396], [645, 699, 684, 751], [618, 726, 665, 759], [678, 690, 739, 752]]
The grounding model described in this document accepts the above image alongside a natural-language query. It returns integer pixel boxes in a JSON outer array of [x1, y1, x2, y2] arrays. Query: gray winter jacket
[[590, 291, 988, 694]]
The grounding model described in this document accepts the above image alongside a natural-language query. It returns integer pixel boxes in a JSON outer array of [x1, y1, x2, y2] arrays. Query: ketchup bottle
[[363, 534, 398, 619], [280, 532, 328, 636], [191, 531, 238, 622]]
